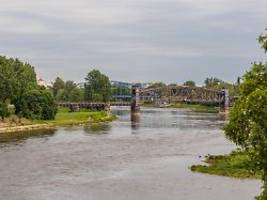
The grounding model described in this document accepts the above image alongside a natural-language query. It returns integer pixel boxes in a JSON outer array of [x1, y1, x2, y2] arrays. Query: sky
[[0, 0, 266, 85]]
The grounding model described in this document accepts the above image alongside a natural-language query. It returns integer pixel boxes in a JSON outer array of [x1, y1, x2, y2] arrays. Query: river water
[[0, 107, 261, 200]]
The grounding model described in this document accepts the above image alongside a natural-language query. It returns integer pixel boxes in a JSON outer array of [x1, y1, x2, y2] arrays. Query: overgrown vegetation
[[191, 29, 267, 200], [191, 150, 262, 179], [0, 56, 57, 121]]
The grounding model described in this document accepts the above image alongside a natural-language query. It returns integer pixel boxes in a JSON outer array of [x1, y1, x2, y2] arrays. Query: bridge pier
[[131, 85, 140, 112], [220, 89, 230, 110]]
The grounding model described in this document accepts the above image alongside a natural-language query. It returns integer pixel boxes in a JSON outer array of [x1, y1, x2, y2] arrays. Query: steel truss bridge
[[58, 85, 230, 112], [140, 85, 227, 106]]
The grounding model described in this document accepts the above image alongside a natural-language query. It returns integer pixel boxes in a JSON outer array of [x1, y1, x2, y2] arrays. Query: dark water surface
[[0, 107, 260, 200]]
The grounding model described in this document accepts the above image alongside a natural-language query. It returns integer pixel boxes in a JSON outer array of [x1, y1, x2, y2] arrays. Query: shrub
[[17, 89, 57, 120]]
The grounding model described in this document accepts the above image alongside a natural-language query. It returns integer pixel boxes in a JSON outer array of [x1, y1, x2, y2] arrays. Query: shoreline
[[141, 103, 221, 113], [0, 112, 116, 134]]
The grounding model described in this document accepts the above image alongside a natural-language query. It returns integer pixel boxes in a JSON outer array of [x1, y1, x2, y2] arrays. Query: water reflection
[[83, 123, 112, 134], [0, 129, 56, 146], [131, 112, 140, 130]]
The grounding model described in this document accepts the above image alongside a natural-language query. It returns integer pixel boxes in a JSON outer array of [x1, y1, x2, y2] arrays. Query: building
[[37, 77, 47, 87]]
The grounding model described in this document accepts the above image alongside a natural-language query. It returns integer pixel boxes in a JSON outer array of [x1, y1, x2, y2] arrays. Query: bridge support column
[[131, 85, 140, 112], [221, 89, 230, 110]]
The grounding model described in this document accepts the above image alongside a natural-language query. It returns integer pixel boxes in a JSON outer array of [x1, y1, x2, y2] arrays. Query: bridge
[[140, 85, 229, 107], [58, 85, 230, 112]]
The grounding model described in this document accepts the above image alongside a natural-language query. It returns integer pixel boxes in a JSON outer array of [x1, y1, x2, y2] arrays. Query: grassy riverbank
[[170, 103, 219, 113], [0, 108, 116, 133], [141, 102, 219, 113], [191, 150, 261, 179]]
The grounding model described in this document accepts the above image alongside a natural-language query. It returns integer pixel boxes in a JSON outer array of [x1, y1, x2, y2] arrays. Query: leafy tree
[[183, 80, 196, 87], [84, 69, 111, 102], [52, 77, 65, 97], [148, 82, 166, 89], [0, 56, 38, 119], [69, 87, 84, 102], [259, 28, 267, 52], [20, 89, 57, 120], [55, 80, 84, 102], [224, 31, 267, 199], [204, 77, 239, 96], [204, 77, 222, 88]]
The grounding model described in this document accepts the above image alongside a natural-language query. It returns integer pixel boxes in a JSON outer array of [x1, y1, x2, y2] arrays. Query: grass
[[33, 110, 116, 126], [191, 150, 262, 179], [170, 103, 220, 113], [0, 107, 116, 133]]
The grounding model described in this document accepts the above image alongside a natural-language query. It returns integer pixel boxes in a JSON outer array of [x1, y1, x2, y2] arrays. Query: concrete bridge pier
[[131, 85, 140, 112], [221, 89, 230, 110]]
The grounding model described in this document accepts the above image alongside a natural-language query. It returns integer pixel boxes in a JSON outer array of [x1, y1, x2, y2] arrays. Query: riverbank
[[0, 110, 116, 134], [141, 102, 220, 113], [191, 150, 261, 179]]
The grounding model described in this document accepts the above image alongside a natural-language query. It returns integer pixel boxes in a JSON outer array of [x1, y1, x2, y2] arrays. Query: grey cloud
[[0, 0, 266, 84]]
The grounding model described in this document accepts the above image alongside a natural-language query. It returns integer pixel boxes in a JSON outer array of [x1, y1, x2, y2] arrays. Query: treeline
[[50, 69, 112, 102], [0, 56, 57, 120], [0, 58, 113, 121], [148, 77, 239, 96]]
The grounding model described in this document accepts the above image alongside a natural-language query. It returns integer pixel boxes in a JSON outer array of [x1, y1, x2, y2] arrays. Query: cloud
[[0, 0, 266, 84]]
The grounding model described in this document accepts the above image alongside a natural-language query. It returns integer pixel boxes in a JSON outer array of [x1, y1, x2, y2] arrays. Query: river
[[0, 107, 261, 200]]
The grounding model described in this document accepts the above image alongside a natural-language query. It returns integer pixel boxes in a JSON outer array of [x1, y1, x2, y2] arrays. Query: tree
[[55, 81, 84, 102], [20, 89, 57, 120], [204, 77, 222, 88], [148, 82, 166, 89], [69, 87, 84, 102], [84, 69, 111, 102], [259, 28, 267, 52], [224, 31, 267, 199], [183, 80, 196, 87], [0, 56, 38, 119], [52, 77, 65, 97]]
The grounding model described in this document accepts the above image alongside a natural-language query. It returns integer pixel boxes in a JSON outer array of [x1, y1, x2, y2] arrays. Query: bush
[[16, 89, 57, 120]]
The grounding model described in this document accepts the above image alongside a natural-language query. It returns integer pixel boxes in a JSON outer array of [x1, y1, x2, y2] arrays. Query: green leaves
[[224, 34, 267, 199], [20, 89, 57, 120], [84, 69, 111, 102]]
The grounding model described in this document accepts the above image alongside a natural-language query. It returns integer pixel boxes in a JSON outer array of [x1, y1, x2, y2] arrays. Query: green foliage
[[183, 80, 196, 87], [148, 82, 166, 89], [0, 102, 9, 120], [204, 77, 222, 88], [34, 110, 115, 126], [0, 56, 39, 120], [84, 69, 111, 102], [171, 103, 219, 113], [55, 80, 84, 102], [52, 77, 65, 97], [0, 56, 37, 102], [204, 77, 239, 96], [259, 29, 267, 52], [18, 89, 57, 120], [224, 61, 267, 198], [191, 150, 262, 179]]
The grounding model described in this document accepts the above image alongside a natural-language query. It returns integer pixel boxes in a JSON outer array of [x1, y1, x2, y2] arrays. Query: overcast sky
[[0, 0, 266, 84]]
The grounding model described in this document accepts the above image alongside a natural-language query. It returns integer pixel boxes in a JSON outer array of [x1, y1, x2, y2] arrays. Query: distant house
[[37, 78, 47, 87]]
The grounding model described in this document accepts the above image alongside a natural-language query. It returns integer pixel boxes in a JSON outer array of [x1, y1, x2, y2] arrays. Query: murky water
[[0, 107, 261, 200]]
